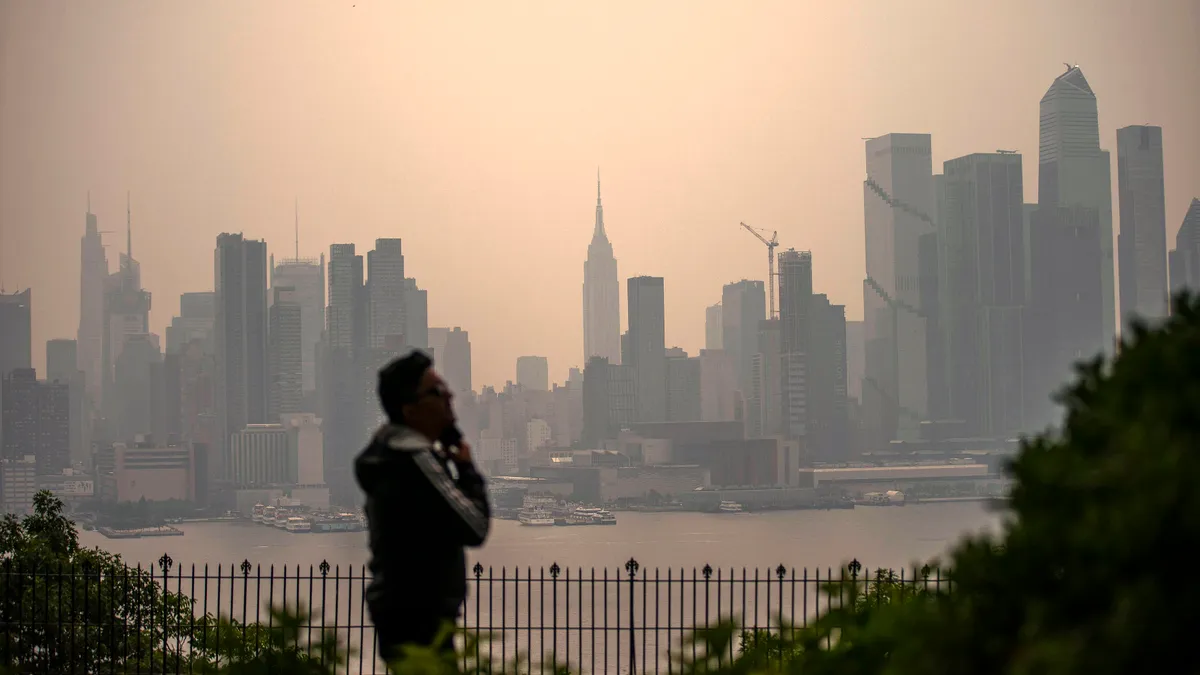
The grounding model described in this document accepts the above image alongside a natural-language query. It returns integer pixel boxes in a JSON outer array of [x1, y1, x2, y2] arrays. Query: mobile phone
[[439, 425, 464, 451]]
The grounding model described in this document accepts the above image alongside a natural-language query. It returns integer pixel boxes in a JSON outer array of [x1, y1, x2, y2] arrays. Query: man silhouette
[[356, 351, 491, 662]]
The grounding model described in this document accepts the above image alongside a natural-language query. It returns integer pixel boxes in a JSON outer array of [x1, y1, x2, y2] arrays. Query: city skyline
[[2, 2, 1198, 390]]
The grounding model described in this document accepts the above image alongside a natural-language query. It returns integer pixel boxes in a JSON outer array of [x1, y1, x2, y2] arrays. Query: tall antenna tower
[[126, 191, 132, 265]]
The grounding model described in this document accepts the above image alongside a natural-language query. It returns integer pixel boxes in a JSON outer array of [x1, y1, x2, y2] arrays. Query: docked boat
[[261, 505, 277, 525], [856, 490, 905, 506], [718, 501, 744, 513], [285, 517, 312, 533], [251, 504, 266, 523], [518, 509, 555, 526], [554, 506, 617, 526], [593, 509, 617, 525], [311, 518, 364, 533]]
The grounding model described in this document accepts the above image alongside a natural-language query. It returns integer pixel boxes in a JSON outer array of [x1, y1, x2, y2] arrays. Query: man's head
[[378, 350, 456, 441]]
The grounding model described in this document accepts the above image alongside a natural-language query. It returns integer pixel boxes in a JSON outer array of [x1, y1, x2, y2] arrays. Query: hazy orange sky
[[1, 0, 1197, 389]]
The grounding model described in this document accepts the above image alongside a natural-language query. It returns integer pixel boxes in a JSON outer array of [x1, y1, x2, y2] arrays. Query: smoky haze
[[1, 0, 1197, 389]]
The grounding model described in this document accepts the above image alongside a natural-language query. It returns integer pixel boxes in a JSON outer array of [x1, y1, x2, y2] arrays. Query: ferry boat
[[518, 509, 555, 526], [593, 509, 617, 525], [306, 511, 366, 533], [261, 505, 277, 525], [251, 504, 266, 523], [856, 490, 905, 506], [285, 517, 312, 533], [718, 501, 744, 513], [554, 507, 617, 526], [311, 518, 364, 533]]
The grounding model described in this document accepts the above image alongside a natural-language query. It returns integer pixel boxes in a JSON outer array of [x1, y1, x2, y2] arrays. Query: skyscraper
[[1025, 206, 1103, 430], [807, 294, 848, 461], [862, 133, 934, 445], [748, 318, 781, 437], [845, 320, 864, 403], [1038, 65, 1115, 348], [0, 291, 32, 460], [581, 356, 635, 447], [699, 349, 737, 423], [0, 289, 31, 379], [1, 369, 69, 473], [778, 250, 813, 441], [721, 280, 767, 396], [705, 303, 723, 349], [101, 201, 151, 418], [46, 339, 87, 464], [939, 152, 1026, 436], [442, 328, 473, 396], [271, 254, 324, 393], [367, 239, 406, 349], [78, 204, 108, 405], [269, 286, 303, 418], [215, 233, 269, 479], [403, 278, 429, 350], [322, 243, 366, 504], [666, 353, 701, 422], [1117, 125, 1169, 325], [327, 244, 364, 353], [1169, 199, 1200, 298], [583, 176, 621, 365], [516, 356, 549, 392], [167, 292, 216, 355], [627, 276, 667, 423], [114, 334, 161, 441]]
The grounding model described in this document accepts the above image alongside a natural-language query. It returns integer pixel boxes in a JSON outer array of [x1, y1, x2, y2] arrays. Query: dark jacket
[[355, 424, 491, 629]]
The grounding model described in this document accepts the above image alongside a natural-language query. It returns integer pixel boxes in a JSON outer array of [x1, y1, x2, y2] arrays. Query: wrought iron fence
[[0, 556, 950, 674]]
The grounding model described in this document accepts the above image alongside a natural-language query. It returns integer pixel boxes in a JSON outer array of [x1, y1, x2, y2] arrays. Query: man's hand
[[451, 441, 473, 465]]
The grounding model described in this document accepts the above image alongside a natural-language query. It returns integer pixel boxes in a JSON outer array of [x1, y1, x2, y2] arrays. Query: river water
[[75, 502, 1002, 674]]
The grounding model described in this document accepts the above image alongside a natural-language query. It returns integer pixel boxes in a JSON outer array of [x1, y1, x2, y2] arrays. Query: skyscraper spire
[[594, 168, 606, 238], [126, 191, 132, 264], [294, 197, 299, 259], [87, 191, 91, 214]]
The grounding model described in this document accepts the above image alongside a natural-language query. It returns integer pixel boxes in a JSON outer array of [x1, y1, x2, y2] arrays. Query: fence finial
[[158, 553, 173, 573], [625, 558, 640, 577], [240, 559, 252, 577], [550, 562, 561, 579], [702, 564, 713, 580]]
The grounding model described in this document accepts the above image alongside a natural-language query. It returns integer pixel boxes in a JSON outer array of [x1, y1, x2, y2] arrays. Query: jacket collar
[[376, 424, 434, 452]]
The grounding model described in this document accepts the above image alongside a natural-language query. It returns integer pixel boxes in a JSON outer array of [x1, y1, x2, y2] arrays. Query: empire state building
[[583, 175, 621, 364]]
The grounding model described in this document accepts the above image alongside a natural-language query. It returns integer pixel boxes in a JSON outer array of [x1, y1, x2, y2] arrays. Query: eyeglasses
[[417, 384, 452, 400]]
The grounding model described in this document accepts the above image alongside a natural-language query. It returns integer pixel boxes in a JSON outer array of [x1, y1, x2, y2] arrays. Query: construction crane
[[739, 222, 779, 318]]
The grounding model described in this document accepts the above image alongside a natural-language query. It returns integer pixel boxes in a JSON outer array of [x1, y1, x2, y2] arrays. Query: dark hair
[[377, 350, 433, 423]]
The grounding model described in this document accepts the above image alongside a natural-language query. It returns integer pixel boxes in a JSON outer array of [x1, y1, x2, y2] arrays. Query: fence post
[[550, 562, 561, 670], [159, 553, 173, 674], [625, 558, 639, 675]]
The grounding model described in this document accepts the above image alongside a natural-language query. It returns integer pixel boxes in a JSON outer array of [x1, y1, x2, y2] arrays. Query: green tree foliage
[[0, 491, 346, 674], [184, 608, 346, 675], [1, 491, 197, 672]]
